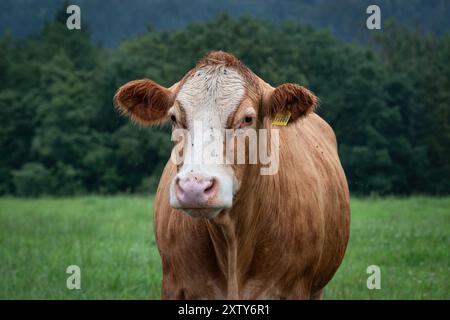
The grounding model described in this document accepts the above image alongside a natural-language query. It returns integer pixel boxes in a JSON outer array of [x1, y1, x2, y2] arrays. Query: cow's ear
[[262, 83, 318, 124], [114, 79, 174, 125]]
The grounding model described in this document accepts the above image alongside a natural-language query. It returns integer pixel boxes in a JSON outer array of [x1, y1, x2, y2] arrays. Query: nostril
[[175, 177, 183, 192], [203, 178, 216, 195]]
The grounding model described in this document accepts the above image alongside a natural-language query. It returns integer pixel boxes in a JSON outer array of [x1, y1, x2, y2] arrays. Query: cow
[[114, 51, 350, 299]]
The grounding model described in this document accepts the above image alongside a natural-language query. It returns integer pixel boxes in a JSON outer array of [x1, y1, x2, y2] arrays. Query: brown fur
[[114, 79, 174, 125], [179, 51, 261, 101], [116, 51, 350, 300], [155, 113, 350, 299], [265, 83, 318, 122]]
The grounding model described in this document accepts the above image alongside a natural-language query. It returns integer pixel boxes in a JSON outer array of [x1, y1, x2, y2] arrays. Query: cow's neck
[[207, 212, 240, 299], [206, 164, 268, 299], [206, 123, 282, 298]]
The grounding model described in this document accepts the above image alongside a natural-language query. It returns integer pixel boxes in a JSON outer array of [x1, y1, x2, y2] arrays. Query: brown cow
[[114, 51, 350, 299]]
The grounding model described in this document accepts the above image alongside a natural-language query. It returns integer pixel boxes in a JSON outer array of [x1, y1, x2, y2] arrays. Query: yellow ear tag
[[272, 111, 291, 126]]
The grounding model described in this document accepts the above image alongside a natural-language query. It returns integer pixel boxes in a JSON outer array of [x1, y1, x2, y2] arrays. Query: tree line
[[0, 11, 449, 196], [2, 0, 449, 47]]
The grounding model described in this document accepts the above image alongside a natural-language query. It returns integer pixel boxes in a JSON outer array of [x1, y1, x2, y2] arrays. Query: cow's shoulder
[[305, 113, 338, 150]]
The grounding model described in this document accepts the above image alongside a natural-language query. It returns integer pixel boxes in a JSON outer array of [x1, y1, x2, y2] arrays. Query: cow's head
[[114, 51, 317, 219]]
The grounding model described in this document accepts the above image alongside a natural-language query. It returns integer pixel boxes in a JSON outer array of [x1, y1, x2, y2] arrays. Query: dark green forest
[[2, 0, 450, 47], [1, 6, 449, 196]]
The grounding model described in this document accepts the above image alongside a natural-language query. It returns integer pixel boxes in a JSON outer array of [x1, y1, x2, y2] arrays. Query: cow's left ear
[[262, 83, 318, 124], [114, 79, 175, 126]]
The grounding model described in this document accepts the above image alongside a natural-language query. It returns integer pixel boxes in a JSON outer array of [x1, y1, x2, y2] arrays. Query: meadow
[[0, 196, 448, 299]]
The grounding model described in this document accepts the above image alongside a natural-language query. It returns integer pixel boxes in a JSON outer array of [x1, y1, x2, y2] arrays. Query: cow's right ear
[[114, 79, 174, 125], [261, 83, 318, 125]]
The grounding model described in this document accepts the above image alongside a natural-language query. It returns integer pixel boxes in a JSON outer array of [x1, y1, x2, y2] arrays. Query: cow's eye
[[170, 115, 177, 123], [240, 116, 254, 128]]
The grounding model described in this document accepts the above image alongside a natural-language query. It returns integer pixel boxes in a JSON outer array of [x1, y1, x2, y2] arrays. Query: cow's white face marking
[[169, 65, 246, 218], [178, 65, 245, 129]]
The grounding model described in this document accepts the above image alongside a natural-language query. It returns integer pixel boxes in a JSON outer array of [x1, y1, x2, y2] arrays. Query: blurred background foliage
[[0, 1, 449, 196]]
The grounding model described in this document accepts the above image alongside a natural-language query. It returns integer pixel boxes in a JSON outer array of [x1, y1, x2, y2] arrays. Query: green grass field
[[0, 196, 449, 299]]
